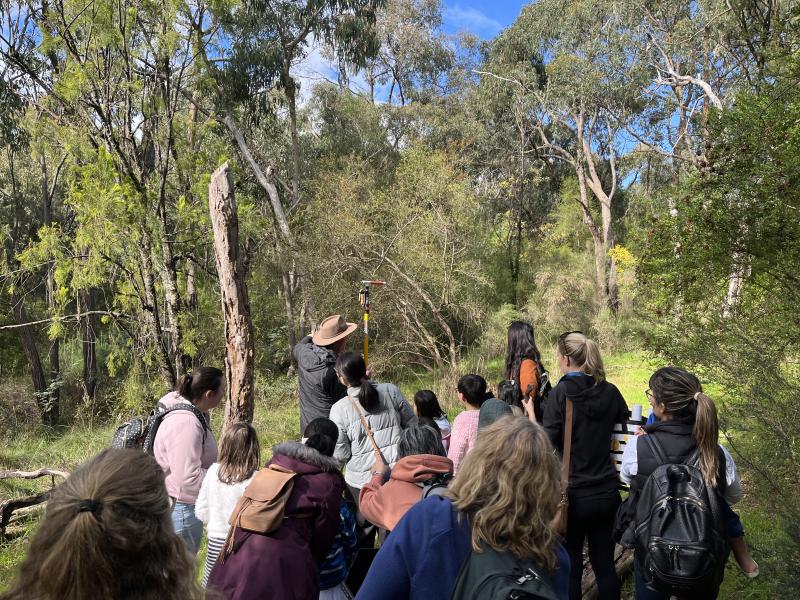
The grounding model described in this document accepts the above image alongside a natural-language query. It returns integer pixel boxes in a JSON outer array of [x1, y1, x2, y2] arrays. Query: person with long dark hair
[[329, 352, 417, 542], [620, 367, 748, 599], [154, 366, 223, 554], [413, 390, 451, 450], [504, 321, 545, 420]]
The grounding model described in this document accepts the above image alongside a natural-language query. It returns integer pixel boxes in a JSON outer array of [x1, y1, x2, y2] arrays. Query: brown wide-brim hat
[[312, 314, 359, 346]]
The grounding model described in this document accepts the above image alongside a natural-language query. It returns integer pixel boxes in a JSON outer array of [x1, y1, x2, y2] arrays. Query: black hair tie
[[78, 499, 102, 515]]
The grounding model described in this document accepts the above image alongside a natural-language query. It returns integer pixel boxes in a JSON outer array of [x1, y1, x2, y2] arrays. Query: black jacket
[[543, 373, 629, 495], [294, 336, 347, 433], [633, 420, 728, 497]]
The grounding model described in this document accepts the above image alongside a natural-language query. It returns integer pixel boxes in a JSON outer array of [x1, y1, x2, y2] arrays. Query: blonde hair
[[448, 416, 560, 570], [218, 422, 261, 484], [557, 332, 605, 383], [649, 367, 720, 487], [0, 449, 203, 600]]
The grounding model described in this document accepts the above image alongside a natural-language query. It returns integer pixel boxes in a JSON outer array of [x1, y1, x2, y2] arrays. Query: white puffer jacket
[[330, 382, 418, 489]]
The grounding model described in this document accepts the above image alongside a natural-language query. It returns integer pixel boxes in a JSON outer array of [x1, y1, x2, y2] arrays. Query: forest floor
[[0, 351, 775, 597]]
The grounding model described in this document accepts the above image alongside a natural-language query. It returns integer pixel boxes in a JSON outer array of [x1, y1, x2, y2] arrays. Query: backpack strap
[[643, 432, 669, 466], [166, 402, 209, 443], [347, 392, 388, 465], [560, 398, 574, 496], [685, 448, 701, 468]]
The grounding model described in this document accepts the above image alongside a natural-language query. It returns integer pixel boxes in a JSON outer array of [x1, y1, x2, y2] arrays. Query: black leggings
[[565, 488, 621, 600]]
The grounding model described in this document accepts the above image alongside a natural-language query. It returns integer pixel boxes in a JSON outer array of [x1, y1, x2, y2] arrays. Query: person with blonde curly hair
[[0, 448, 204, 600], [355, 416, 570, 600]]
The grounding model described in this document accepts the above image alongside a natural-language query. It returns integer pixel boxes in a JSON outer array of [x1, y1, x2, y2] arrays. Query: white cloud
[[443, 4, 503, 37]]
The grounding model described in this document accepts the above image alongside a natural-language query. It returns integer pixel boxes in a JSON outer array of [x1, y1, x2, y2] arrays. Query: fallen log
[[0, 468, 70, 480], [0, 467, 69, 536], [1, 491, 52, 535], [581, 545, 635, 599]]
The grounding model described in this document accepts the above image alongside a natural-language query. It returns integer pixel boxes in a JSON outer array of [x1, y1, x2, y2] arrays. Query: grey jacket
[[330, 383, 418, 489], [294, 336, 347, 433]]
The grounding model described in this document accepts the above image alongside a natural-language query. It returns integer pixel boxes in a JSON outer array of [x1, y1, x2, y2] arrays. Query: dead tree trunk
[[209, 162, 255, 430]]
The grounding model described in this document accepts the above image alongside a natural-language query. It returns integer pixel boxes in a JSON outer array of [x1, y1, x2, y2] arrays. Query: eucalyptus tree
[[356, 0, 454, 105], [0, 0, 225, 389], [479, 0, 649, 312]]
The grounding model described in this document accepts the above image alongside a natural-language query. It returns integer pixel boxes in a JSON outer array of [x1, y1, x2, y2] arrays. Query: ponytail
[[336, 352, 381, 412], [177, 372, 194, 399], [303, 418, 339, 457], [692, 392, 720, 487], [649, 367, 721, 487], [176, 366, 223, 403], [582, 338, 606, 383], [557, 333, 606, 383], [2, 449, 202, 600], [305, 433, 336, 457]]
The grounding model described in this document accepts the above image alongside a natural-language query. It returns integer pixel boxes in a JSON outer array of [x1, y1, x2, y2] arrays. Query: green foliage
[[300, 146, 490, 371], [637, 45, 800, 594]]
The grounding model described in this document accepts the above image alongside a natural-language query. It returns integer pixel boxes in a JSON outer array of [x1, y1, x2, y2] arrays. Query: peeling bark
[[209, 162, 255, 429]]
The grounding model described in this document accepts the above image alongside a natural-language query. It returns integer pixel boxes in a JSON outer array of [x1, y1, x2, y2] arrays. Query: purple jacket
[[207, 442, 344, 600]]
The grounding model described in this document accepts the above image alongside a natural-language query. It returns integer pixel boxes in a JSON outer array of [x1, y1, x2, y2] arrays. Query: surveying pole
[[359, 280, 386, 366]]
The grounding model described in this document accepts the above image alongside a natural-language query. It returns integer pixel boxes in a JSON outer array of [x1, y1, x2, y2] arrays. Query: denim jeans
[[172, 501, 203, 555]]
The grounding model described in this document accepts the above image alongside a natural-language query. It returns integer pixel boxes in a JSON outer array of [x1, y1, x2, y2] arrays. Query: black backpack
[[633, 435, 729, 596], [534, 362, 552, 400], [111, 401, 208, 455], [451, 544, 559, 600], [420, 472, 452, 500]]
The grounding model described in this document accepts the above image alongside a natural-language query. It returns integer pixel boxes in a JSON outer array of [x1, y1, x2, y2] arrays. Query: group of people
[[1, 314, 758, 600]]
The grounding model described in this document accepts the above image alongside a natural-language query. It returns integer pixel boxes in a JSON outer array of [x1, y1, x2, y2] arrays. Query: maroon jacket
[[207, 442, 344, 600]]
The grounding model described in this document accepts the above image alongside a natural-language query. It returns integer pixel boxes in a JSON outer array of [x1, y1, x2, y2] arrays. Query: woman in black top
[[543, 332, 629, 600]]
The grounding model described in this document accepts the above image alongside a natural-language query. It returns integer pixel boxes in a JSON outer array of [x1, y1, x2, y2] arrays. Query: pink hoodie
[[153, 391, 218, 503]]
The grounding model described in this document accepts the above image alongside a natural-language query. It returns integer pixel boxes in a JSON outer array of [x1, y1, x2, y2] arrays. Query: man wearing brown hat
[[293, 314, 359, 433]]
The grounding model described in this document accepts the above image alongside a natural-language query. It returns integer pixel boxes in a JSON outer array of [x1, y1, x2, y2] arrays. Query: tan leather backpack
[[220, 463, 297, 561]]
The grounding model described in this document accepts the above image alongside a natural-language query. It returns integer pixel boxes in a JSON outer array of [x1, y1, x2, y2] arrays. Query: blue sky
[[440, 1, 522, 39]]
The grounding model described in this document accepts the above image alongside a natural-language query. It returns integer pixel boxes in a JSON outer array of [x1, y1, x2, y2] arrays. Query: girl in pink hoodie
[[153, 366, 223, 554]]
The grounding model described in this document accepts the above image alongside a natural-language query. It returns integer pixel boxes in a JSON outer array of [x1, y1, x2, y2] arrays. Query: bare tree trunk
[[282, 67, 302, 206], [81, 289, 98, 401], [576, 167, 607, 306], [137, 235, 176, 388], [600, 199, 619, 311], [723, 250, 750, 318], [220, 114, 295, 247], [40, 155, 59, 424], [10, 291, 48, 420], [209, 163, 255, 429], [281, 269, 298, 354]]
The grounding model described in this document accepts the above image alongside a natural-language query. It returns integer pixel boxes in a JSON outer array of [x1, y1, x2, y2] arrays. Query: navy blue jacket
[[355, 496, 571, 600]]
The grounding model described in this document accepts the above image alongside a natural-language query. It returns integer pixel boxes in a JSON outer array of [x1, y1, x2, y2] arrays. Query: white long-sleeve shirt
[[194, 463, 255, 539]]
